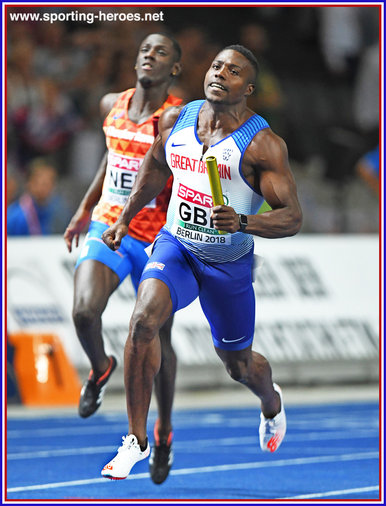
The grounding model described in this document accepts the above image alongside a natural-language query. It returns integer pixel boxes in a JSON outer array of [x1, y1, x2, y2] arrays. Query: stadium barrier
[[6, 234, 379, 390]]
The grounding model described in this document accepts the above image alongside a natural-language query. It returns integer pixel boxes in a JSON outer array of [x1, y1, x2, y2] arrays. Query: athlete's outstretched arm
[[102, 106, 182, 251], [63, 151, 107, 252], [63, 93, 121, 252]]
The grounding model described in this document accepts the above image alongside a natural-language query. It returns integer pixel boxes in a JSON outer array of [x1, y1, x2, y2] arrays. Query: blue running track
[[6, 402, 380, 501]]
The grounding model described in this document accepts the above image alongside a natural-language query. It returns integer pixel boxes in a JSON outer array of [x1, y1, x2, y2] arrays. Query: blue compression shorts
[[140, 228, 255, 351], [75, 221, 150, 291]]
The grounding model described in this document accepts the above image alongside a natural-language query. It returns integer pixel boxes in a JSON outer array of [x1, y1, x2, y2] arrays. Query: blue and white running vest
[[164, 100, 269, 263]]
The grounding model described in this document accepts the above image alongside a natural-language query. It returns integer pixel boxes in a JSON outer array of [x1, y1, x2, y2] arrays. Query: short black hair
[[153, 32, 182, 62], [223, 44, 259, 83]]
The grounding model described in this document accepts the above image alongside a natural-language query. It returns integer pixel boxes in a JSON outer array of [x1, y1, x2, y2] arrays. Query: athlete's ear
[[171, 62, 182, 78], [245, 83, 255, 97]]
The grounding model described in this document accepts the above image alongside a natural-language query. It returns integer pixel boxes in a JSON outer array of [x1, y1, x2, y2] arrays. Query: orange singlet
[[91, 88, 182, 244]]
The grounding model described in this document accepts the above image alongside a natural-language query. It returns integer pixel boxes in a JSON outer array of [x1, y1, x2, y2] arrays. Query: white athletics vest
[[164, 100, 269, 263]]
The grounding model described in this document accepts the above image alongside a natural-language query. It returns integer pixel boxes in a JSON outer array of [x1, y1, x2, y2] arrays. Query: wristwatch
[[238, 214, 248, 232]]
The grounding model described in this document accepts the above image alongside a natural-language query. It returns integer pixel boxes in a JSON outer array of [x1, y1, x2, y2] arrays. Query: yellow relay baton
[[205, 155, 226, 234]]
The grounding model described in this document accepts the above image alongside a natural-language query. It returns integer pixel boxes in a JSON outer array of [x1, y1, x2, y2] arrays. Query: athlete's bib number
[[172, 201, 231, 244], [105, 165, 155, 208]]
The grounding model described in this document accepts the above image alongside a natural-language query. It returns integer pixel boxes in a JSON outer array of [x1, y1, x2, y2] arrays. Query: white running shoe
[[101, 434, 150, 480], [259, 383, 287, 453]]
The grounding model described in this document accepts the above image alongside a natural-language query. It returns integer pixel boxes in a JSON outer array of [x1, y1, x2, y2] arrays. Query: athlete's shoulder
[[254, 127, 287, 151], [159, 99, 204, 134], [158, 104, 185, 132], [100, 88, 134, 117], [245, 125, 289, 169], [241, 109, 274, 144]]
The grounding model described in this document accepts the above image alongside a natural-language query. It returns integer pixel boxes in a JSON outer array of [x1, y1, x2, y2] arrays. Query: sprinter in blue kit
[[101, 44, 302, 480]]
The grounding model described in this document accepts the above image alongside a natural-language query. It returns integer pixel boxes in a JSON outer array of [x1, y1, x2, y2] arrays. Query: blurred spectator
[[317, 7, 371, 146], [171, 26, 220, 102], [239, 23, 285, 132], [319, 7, 363, 81], [68, 48, 114, 127], [318, 7, 379, 188], [355, 146, 379, 198], [7, 159, 71, 236], [34, 22, 88, 83], [10, 77, 82, 174], [353, 43, 379, 142], [7, 37, 39, 171], [7, 170, 20, 206]]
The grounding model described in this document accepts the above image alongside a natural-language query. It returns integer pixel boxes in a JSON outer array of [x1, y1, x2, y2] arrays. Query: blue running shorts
[[75, 221, 150, 291], [140, 228, 255, 351]]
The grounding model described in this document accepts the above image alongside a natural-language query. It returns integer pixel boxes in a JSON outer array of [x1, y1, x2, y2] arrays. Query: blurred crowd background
[[6, 5, 380, 235]]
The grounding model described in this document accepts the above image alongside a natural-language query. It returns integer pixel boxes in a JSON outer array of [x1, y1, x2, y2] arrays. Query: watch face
[[239, 214, 248, 231]]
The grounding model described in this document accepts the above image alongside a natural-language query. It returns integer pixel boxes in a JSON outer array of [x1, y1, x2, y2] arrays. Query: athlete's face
[[204, 50, 255, 105], [135, 34, 181, 87]]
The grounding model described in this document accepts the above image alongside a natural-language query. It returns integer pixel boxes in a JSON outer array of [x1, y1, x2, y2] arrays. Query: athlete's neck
[[200, 100, 250, 133], [128, 83, 169, 124]]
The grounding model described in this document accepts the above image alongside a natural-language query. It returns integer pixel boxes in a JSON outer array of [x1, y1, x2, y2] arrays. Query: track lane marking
[[7, 451, 379, 493], [7, 430, 379, 460], [284, 485, 379, 499]]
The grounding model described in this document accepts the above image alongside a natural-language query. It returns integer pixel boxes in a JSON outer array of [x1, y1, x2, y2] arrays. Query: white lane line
[[7, 410, 379, 438], [285, 485, 379, 499], [7, 425, 127, 438], [7, 418, 379, 438], [7, 451, 379, 493], [7, 430, 379, 460], [7, 446, 117, 460]]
